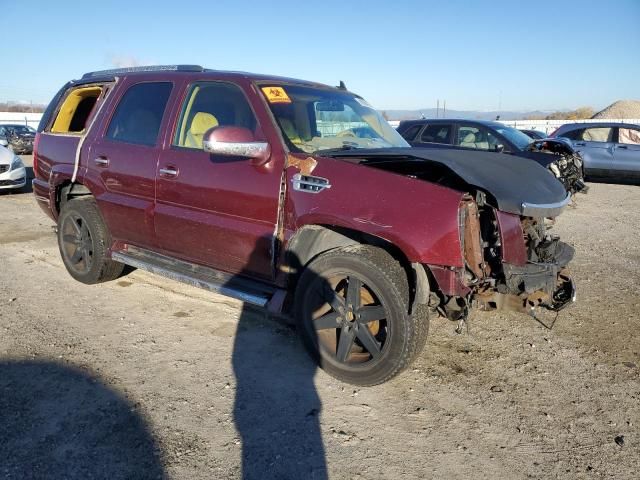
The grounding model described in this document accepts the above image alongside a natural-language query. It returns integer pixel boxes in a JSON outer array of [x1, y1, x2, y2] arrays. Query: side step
[[111, 245, 279, 308]]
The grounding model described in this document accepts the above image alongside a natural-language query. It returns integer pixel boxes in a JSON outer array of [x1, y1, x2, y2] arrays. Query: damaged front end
[[437, 195, 576, 328], [526, 138, 588, 195]]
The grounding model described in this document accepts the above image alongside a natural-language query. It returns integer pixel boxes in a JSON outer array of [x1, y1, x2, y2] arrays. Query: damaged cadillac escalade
[[33, 65, 576, 386]]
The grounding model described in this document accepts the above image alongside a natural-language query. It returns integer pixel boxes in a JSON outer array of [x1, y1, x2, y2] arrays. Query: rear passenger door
[[613, 126, 640, 180], [154, 81, 282, 280], [86, 80, 173, 248]]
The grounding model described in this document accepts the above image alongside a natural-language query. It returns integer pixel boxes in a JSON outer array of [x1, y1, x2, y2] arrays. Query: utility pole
[[443, 100, 446, 117], [436, 99, 440, 119]]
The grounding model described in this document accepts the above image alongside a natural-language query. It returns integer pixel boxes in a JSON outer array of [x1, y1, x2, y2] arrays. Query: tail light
[[33, 132, 40, 177]]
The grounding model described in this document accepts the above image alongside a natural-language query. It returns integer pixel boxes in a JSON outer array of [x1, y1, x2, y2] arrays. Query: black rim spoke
[[336, 327, 356, 362], [357, 305, 386, 323], [62, 234, 77, 244], [324, 284, 346, 312], [314, 311, 340, 330], [70, 249, 83, 264], [356, 326, 382, 359], [70, 217, 82, 235], [346, 276, 361, 309]]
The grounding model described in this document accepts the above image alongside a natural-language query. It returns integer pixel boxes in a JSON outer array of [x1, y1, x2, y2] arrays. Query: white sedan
[[0, 145, 26, 190]]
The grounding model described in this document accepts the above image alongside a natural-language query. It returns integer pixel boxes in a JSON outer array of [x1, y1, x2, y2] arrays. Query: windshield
[[259, 84, 409, 154], [494, 126, 533, 151]]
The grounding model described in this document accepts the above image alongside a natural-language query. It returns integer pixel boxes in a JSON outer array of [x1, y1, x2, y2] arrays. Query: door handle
[[94, 157, 110, 167], [574, 142, 586, 146], [617, 145, 628, 149], [159, 166, 179, 177]]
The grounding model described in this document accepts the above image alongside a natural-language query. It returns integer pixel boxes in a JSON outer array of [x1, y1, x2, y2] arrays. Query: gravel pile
[[592, 99, 640, 119]]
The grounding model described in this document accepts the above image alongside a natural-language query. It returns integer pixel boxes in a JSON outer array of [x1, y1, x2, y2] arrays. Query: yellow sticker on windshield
[[262, 86, 291, 104]]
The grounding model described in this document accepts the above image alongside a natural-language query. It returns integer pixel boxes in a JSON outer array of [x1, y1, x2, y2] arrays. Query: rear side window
[[619, 128, 640, 145], [421, 124, 452, 144], [106, 82, 172, 146], [400, 124, 422, 141], [582, 127, 613, 142], [50, 85, 105, 134]]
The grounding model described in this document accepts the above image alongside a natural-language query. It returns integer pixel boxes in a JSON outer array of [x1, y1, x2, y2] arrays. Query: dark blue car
[[397, 119, 587, 194]]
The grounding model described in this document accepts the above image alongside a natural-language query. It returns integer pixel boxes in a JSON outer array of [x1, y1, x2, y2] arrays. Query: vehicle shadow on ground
[[230, 242, 328, 480], [0, 360, 165, 479]]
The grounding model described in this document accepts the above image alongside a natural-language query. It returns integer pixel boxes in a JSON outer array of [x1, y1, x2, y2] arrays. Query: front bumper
[[0, 166, 26, 190]]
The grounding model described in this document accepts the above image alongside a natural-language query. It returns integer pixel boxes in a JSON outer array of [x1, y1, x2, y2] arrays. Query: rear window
[[50, 85, 105, 134], [106, 82, 172, 146]]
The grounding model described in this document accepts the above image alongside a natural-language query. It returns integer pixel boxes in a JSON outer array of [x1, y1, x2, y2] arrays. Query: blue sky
[[1, 0, 638, 112]]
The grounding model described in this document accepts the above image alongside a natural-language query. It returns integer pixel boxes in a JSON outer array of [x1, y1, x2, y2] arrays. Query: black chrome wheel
[[60, 212, 94, 274], [57, 197, 124, 284], [295, 245, 428, 386]]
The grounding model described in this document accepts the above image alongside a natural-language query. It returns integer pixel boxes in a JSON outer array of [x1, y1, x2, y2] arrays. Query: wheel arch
[[284, 224, 431, 314]]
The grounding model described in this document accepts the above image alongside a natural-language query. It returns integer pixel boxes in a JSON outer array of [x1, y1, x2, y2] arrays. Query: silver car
[[551, 122, 640, 182]]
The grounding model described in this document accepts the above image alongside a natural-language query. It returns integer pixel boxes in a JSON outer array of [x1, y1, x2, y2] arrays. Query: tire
[[294, 245, 429, 386], [57, 196, 124, 284]]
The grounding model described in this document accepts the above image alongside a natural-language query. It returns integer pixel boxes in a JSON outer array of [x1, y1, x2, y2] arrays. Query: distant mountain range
[[382, 108, 553, 121]]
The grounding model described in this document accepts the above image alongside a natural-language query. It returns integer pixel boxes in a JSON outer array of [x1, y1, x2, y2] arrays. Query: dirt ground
[[1, 156, 638, 479]]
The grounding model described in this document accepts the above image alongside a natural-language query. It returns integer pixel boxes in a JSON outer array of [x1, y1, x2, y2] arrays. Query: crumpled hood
[[324, 147, 569, 217]]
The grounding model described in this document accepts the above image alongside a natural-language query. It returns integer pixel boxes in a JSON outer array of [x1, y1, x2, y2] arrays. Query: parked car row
[[31, 65, 577, 385], [0, 145, 26, 190], [397, 119, 587, 194]]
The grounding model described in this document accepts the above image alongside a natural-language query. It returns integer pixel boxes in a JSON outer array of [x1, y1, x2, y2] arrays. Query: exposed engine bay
[[328, 147, 577, 329], [526, 138, 587, 195]]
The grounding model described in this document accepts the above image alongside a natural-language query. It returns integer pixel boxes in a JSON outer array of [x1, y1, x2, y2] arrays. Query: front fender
[[284, 157, 465, 268]]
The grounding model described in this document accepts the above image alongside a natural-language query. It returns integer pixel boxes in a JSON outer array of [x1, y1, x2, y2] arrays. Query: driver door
[[154, 80, 282, 280]]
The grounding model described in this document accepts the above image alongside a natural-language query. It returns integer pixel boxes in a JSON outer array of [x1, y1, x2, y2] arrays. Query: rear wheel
[[295, 245, 428, 386], [57, 197, 124, 284]]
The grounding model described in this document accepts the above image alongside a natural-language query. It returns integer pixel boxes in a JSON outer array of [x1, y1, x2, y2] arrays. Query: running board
[[111, 245, 278, 307]]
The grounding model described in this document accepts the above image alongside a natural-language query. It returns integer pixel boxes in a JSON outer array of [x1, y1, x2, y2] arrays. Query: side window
[[558, 128, 584, 141], [618, 128, 640, 145], [174, 82, 257, 149], [581, 127, 613, 142], [400, 124, 422, 141], [455, 126, 500, 151], [50, 85, 105, 134], [421, 124, 452, 144], [106, 82, 172, 146]]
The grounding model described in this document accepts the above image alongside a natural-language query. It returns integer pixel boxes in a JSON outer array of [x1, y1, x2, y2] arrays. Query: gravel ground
[[0, 156, 638, 479]]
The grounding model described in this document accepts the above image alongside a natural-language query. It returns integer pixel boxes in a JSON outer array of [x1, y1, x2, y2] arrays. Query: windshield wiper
[[315, 143, 361, 156]]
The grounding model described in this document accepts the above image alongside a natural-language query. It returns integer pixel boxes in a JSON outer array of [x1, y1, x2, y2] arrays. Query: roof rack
[[81, 64, 204, 79]]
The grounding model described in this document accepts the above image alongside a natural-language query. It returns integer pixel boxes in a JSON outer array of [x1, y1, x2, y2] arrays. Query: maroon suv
[[33, 65, 576, 385]]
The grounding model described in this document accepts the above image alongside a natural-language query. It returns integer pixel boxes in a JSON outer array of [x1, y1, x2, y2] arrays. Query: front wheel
[[295, 245, 428, 386]]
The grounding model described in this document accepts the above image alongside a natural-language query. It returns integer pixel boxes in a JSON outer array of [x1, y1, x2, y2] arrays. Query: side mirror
[[0, 138, 7, 147], [494, 144, 505, 153], [203, 126, 271, 166]]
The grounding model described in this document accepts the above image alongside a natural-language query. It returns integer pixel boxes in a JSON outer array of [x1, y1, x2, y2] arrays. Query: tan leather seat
[[184, 112, 219, 148], [459, 132, 477, 148]]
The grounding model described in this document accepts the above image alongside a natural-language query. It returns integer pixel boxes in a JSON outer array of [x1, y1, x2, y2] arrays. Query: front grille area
[[0, 177, 25, 186], [0, 165, 9, 174]]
